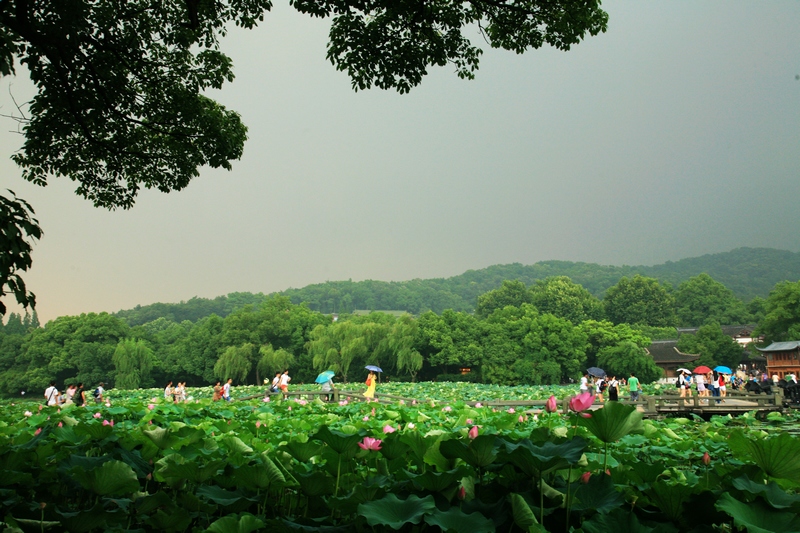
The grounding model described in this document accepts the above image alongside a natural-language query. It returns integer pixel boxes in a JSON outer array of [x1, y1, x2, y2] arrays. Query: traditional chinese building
[[646, 340, 700, 378], [757, 341, 800, 379]]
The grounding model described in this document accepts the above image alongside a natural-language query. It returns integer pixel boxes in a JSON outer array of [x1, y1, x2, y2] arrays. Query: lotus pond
[[2, 383, 799, 532]]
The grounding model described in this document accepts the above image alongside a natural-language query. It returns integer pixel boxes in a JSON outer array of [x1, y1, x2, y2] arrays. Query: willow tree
[[112, 338, 154, 389], [307, 321, 368, 383], [214, 343, 255, 384], [256, 344, 296, 384], [389, 314, 423, 382]]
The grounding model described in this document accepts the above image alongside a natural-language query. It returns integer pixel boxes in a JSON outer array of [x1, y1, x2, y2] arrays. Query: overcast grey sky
[[1, 0, 799, 323]]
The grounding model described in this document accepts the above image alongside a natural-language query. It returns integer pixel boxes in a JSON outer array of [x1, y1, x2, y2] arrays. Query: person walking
[[74, 383, 86, 407], [628, 372, 641, 401], [364, 371, 377, 399], [164, 381, 174, 401], [212, 381, 222, 401], [44, 381, 60, 406], [223, 378, 233, 401], [279, 370, 291, 399], [93, 382, 105, 404], [607, 375, 620, 402]]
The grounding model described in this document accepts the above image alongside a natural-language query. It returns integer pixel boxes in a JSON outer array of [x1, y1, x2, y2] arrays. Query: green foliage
[[604, 275, 677, 327], [256, 345, 295, 380], [581, 320, 651, 369], [755, 280, 800, 342], [677, 322, 744, 369], [475, 280, 534, 318], [0, 190, 42, 315], [675, 273, 749, 327], [529, 276, 605, 324], [112, 338, 154, 389], [214, 344, 254, 384], [597, 341, 662, 384]]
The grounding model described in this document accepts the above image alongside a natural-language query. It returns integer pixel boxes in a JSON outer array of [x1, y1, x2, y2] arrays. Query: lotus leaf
[[580, 401, 643, 443], [729, 431, 800, 482], [439, 435, 498, 469], [358, 493, 436, 529], [207, 513, 265, 533], [716, 493, 800, 533], [424, 506, 496, 533]]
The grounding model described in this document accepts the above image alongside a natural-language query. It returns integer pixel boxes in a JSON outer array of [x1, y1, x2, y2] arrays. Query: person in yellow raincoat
[[364, 371, 377, 399]]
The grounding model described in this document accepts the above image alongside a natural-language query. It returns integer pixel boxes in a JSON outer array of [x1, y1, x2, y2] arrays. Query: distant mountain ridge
[[114, 247, 800, 325]]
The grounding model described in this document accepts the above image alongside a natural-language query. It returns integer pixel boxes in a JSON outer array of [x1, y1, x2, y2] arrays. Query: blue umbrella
[[315, 370, 335, 384], [365, 365, 383, 373], [713, 365, 733, 374], [587, 367, 606, 378]]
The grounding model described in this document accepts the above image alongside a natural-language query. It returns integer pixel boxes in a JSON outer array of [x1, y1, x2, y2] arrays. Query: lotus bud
[[469, 426, 479, 439], [458, 486, 466, 500], [580, 472, 591, 484], [545, 395, 558, 413], [702, 452, 710, 466]]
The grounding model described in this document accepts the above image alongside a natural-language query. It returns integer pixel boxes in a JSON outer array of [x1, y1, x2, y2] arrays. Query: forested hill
[[114, 247, 799, 325]]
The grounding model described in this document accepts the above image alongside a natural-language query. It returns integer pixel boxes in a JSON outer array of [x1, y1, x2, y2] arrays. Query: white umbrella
[[676, 368, 691, 374]]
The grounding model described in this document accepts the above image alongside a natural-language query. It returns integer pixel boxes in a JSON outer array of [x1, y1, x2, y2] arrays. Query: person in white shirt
[[279, 370, 291, 399], [579, 373, 589, 393], [223, 378, 232, 401], [44, 381, 60, 406]]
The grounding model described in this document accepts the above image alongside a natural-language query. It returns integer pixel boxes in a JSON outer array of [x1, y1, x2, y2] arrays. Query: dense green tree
[[603, 275, 677, 327], [529, 276, 605, 324], [755, 280, 800, 343], [597, 341, 662, 384], [166, 315, 223, 384], [674, 273, 748, 327], [580, 320, 650, 370], [475, 280, 534, 318], [677, 322, 744, 369], [214, 343, 255, 384], [417, 309, 483, 371], [112, 338, 154, 389]]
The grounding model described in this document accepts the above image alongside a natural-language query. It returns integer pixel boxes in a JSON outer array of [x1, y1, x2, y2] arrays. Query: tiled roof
[[646, 340, 700, 363], [757, 341, 800, 352]]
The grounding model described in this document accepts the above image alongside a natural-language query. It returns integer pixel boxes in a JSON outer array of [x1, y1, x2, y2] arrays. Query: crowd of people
[[43, 381, 106, 407], [580, 372, 641, 402]]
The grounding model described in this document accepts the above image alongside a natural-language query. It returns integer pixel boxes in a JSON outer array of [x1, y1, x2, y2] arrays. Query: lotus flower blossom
[[105, 402, 111, 407], [358, 437, 383, 451], [466, 419, 473, 425], [382, 425, 396, 433], [475, 402, 483, 408], [57, 422, 63, 428], [702, 452, 710, 466], [256, 421, 262, 428], [148, 404, 156, 410], [518, 415, 524, 423], [338, 400, 348, 406], [469, 426, 479, 439], [545, 395, 558, 413], [93, 412, 102, 419], [580, 472, 591, 484], [507, 408, 515, 414], [263, 397, 270, 402], [443, 406, 452, 412], [34, 427, 42, 436], [24, 411, 32, 417], [287, 406, 292, 411], [363, 416, 370, 422], [569, 392, 595, 416], [458, 486, 466, 500], [102, 419, 114, 427], [407, 423, 415, 429]]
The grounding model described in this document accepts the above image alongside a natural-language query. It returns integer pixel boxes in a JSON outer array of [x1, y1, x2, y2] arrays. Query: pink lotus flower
[[580, 472, 591, 484], [569, 392, 595, 413], [412, 400, 417, 406], [148, 420, 153, 425], [263, 397, 270, 402], [338, 400, 348, 406], [474, 402, 482, 408], [34, 427, 42, 436], [105, 402, 111, 407], [507, 408, 515, 414], [545, 395, 558, 413], [466, 419, 473, 425], [24, 411, 32, 417], [458, 486, 466, 500], [57, 422, 63, 428], [363, 416, 370, 422], [102, 420, 111, 426], [93, 413, 102, 418], [469, 426, 479, 439], [702, 452, 710, 466], [382, 425, 396, 433], [147, 404, 155, 410], [407, 422, 415, 429], [358, 437, 382, 451], [256, 421, 262, 428], [518, 415, 524, 423]]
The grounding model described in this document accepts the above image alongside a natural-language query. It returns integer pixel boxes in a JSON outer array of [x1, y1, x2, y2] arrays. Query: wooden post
[[647, 396, 656, 414]]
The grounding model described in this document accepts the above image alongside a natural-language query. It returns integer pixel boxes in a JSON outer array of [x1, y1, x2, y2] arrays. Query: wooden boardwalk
[[245, 388, 785, 419]]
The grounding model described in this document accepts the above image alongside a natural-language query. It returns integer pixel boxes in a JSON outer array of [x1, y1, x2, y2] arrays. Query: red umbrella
[[693, 365, 712, 374]]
